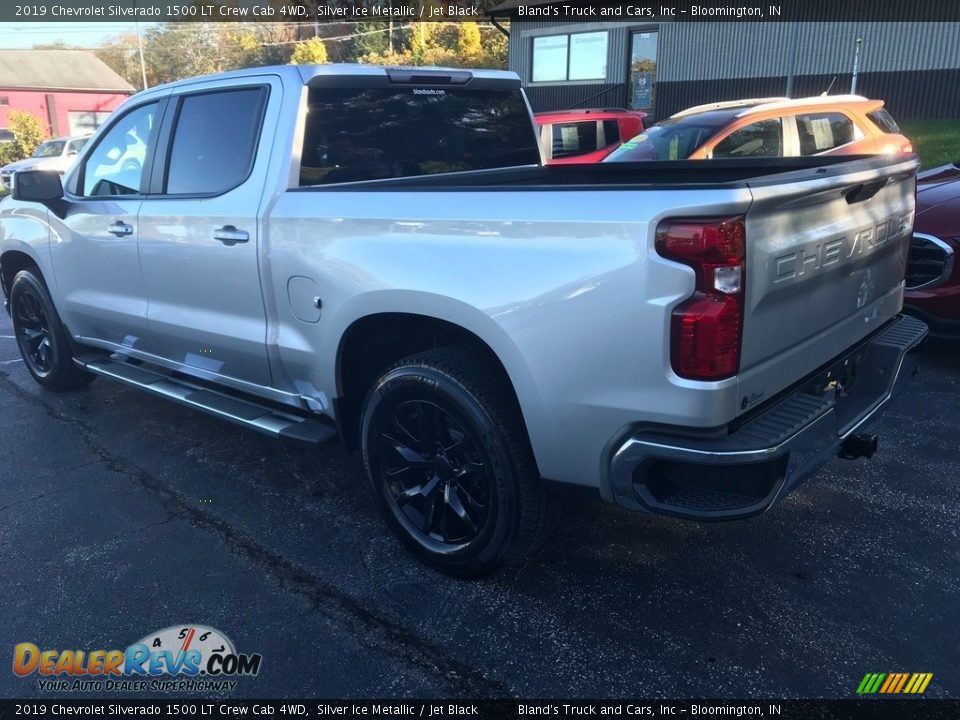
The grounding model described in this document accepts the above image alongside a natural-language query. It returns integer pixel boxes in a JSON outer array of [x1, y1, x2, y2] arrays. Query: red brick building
[[0, 49, 135, 139]]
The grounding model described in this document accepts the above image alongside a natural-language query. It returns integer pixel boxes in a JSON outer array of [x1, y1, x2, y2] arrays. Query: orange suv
[[605, 95, 912, 161]]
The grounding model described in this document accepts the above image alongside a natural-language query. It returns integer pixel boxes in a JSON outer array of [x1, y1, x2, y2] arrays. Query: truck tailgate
[[738, 156, 918, 407]]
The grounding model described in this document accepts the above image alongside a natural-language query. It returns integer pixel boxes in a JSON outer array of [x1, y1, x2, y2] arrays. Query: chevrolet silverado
[[0, 64, 928, 576]]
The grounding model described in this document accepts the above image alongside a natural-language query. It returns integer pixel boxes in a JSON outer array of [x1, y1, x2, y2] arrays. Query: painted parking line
[[0, 357, 22, 364]]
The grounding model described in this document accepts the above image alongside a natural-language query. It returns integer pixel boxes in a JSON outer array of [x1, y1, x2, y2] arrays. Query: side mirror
[[12, 170, 63, 203], [12, 170, 66, 218]]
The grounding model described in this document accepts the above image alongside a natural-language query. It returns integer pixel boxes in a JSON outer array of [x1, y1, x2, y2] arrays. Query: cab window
[[712, 119, 783, 158], [550, 121, 600, 159], [795, 112, 861, 155], [80, 102, 157, 197], [164, 87, 266, 195]]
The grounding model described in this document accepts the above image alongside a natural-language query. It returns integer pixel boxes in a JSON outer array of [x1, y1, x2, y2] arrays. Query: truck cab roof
[[134, 63, 523, 100]]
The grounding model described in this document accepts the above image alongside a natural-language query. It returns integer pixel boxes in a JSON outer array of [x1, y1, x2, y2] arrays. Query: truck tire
[[9, 268, 95, 391], [361, 346, 550, 577]]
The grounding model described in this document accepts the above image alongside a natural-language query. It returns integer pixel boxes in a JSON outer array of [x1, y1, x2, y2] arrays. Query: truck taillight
[[655, 216, 746, 380]]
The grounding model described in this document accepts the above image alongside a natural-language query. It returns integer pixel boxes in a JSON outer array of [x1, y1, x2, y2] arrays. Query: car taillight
[[655, 216, 746, 380], [884, 141, 913, 154]]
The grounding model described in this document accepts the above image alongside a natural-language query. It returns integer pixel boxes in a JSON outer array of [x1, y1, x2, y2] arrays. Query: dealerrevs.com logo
[[13, 625, 262, 693]]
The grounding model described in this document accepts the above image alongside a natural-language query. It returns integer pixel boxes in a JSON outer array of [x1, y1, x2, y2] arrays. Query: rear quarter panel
[[265, 185, 755, 487]]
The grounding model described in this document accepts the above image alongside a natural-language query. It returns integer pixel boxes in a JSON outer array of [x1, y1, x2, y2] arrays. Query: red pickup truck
[[535, 108, 647, 164], [904, 160, 960, 337]]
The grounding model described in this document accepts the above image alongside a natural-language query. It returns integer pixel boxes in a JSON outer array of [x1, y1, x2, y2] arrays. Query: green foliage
[[897, 120, 960, 170], [91, 21, 509, 86], [357, 23, 507, 69], [289, 38, 329, 65], [351, 21, 392, 58], [94, 35, 144, 90], [456, 23, 483, 57], [0, 111, 49, 166]]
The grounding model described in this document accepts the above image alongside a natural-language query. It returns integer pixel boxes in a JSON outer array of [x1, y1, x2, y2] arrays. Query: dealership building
[[0, 50, 134, 139], [489, 2, 960, 120]]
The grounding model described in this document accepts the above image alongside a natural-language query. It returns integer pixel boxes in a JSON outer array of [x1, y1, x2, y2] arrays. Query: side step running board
[[74, 355, 337, 446]]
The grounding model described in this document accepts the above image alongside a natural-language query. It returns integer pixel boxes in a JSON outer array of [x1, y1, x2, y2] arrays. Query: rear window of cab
[[299, 87, 541, 185]]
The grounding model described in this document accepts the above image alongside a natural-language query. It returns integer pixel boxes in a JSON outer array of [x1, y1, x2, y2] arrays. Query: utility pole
[[784, 24, 799, 98], [851, 37, 863, 94], [135, 21, 148, 90]]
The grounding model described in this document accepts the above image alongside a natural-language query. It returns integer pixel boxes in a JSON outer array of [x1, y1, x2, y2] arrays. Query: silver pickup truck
[[0, 64, 927, 576]]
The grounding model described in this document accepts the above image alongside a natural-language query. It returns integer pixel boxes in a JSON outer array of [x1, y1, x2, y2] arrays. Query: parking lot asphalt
[[0, 307, 957, 701]]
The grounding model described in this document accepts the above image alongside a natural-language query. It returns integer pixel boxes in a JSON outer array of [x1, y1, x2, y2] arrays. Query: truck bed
[[301, 155, 901, 190]]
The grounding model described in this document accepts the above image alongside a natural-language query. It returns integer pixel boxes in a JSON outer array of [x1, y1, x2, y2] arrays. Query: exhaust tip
[[839, 433, 879, 460]]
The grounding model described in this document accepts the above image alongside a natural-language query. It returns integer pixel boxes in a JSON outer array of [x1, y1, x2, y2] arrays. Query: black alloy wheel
[[9, 268, 95, 391], [361, 346, 551, 577], [15, 288, 55, 376], [378, 398, 491, 547]]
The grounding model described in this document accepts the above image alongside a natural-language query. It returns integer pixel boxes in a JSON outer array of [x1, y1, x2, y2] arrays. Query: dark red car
[[535, 108, 647, 164], [904, 160, 960, 336]]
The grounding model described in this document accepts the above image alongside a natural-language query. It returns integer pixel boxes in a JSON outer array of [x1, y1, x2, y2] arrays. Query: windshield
[[605, 112, 737, 161], [32, 140, 65, 158]]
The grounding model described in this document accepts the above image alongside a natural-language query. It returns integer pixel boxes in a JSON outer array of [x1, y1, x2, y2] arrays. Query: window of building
[[628, 31, 658, 112], [532, 31, 608, 83], [0, 97, 9, 106], [299, 87, 541, 186], [795, 112, 861, 155], [713, 119, 784, 158], [165, 87, 266, 195], [68, 111, 114, 136]]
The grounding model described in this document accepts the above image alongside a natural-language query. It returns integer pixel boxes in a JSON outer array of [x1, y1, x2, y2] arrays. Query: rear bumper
[[606, 314, 929, 520]]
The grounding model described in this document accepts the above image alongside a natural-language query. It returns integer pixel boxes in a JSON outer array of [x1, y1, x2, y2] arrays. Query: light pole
[[784, 24, 800, 97], [136, 22, 148, 90], [850, 37, 863, 94]]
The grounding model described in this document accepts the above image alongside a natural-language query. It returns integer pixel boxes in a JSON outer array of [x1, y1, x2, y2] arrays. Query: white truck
[[0, 135, 92, 192], [0, 65, 927, 576]]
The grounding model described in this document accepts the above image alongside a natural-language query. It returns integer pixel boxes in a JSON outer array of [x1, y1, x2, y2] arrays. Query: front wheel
[[361, 346, 551, 577], [10, 269, 95, 391]]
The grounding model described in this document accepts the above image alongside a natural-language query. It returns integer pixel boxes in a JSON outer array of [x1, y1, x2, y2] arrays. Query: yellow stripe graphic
[[905, 674, 922, 693], [917, 673, 933, 694]]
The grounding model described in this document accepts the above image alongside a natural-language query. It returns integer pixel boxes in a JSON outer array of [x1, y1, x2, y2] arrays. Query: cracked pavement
[[0, 308, 957, 699]]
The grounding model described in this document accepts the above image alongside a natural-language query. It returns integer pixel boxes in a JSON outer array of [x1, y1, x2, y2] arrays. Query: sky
[[0, 22, 159, 49]]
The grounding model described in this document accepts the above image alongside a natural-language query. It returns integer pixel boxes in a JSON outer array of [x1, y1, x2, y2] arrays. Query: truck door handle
[[213, 225, 249, 245], [108, 221, 133, 237]]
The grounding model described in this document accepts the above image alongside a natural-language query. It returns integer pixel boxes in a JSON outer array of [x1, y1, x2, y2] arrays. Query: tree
[[456, 22, 483, 58], [351, 21, 391, 58], [0, 111, 49, 166], [94, 34, 144, 90], [289, 38, 329, 65]]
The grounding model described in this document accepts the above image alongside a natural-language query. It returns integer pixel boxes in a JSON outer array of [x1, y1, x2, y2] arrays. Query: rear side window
[[550, 121, 598, 159], [867, 108, 901, 134], [299, 87, 540, 186], [795, 112, 860, 155], [602, 120, 621, 145], [713, 119, 783, 158], [165, 87, 267, 195]]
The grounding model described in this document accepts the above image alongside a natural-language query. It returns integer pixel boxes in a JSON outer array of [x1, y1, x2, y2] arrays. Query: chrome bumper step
[[74, 355, 337, 446]]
